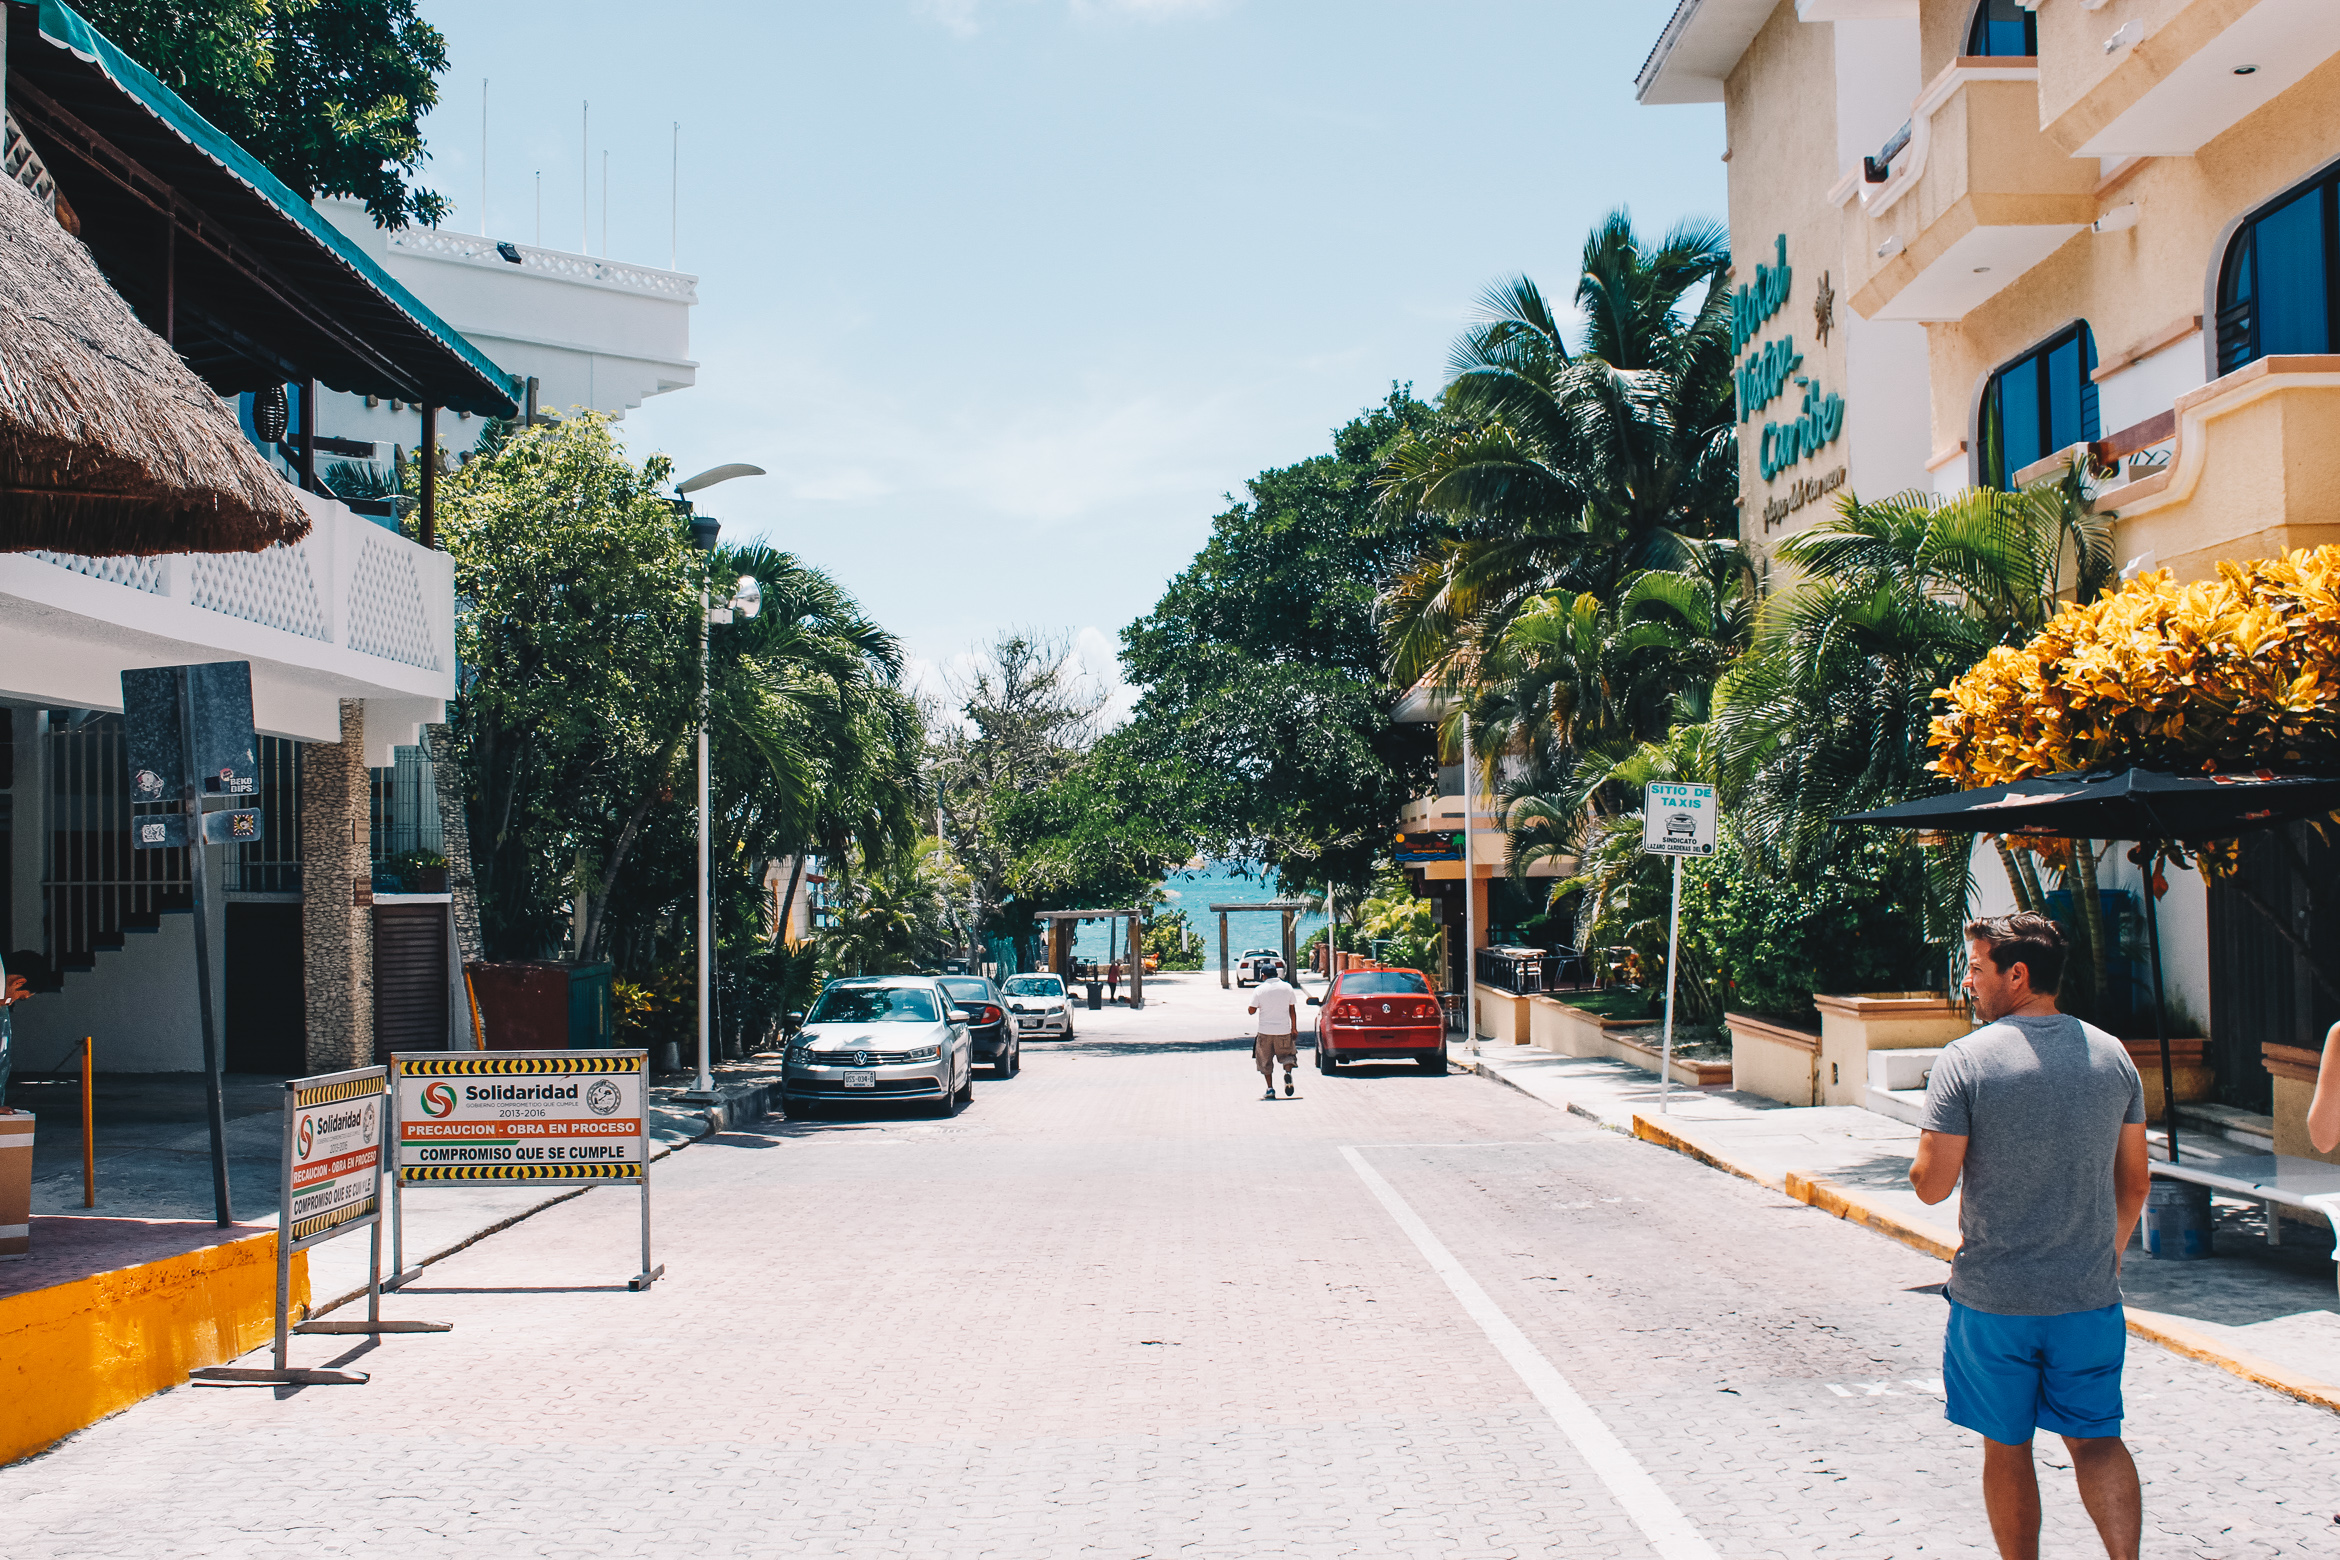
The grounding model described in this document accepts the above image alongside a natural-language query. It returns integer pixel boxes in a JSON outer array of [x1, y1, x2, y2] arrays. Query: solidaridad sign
[[394, 1053, 646, 1184], [286, 1071, 384, 1244], [1642, 782, 1718, 857]]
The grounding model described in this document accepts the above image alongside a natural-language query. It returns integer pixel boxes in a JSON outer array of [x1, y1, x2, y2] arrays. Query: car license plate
[[843, 1070, 875, 1089], [1020, 1017, 1043, 1028]]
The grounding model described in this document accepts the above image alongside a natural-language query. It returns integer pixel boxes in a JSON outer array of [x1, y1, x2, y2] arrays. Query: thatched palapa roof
[[0, 169, 308, 556]]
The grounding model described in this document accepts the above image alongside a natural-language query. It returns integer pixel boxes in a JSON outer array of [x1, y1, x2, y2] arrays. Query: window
[[1978, 323, 2100, 487], [1340, 972, 1432, 996], [806, 984, 942, 1024], [1966, 0, 2037, 57], [2217, 167, 2340, 374]]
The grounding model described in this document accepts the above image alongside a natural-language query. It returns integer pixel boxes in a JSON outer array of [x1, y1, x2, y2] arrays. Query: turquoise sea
[[1068, 863, 1327, 965]]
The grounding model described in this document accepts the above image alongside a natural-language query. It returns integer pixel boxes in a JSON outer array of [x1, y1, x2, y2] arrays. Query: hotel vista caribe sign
[[1732, 236, 1846, 527]]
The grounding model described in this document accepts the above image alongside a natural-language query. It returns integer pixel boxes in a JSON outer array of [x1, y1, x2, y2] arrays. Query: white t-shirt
[[1251, 977, 1300, 1035]]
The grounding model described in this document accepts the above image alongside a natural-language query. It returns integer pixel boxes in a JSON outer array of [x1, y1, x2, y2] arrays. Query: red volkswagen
[[1309, 966, 1447, 1074]]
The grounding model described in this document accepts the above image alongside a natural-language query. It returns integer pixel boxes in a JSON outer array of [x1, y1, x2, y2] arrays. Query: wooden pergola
[[1207, 901, 1309, 989], [1028, 908, 1146, 1009]]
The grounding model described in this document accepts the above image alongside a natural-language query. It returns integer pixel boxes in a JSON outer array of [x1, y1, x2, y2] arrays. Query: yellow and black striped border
[[295, 1076, 384, 1110], [399, 1162, 641, 1183], [291, 1201, 376, 1242], [398, 1056, 642, 1078]]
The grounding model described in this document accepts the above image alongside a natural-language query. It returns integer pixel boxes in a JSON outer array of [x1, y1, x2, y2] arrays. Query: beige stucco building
[[1640, 0, 2340, 1133]]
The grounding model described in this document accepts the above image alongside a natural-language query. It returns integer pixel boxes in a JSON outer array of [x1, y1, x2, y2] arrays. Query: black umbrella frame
[[1838, 768, 2340, 1162]]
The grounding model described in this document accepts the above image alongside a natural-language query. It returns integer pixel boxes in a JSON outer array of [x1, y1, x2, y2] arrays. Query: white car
[[1236, 949, 1285, 987], [1002, 973, 1075, 1039]]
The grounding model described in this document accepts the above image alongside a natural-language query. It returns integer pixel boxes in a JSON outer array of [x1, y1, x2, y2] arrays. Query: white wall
[[10, 844, 225, 1074]]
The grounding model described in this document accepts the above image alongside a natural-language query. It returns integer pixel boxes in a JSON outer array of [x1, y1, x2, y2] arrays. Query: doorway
[[225, 902, 305, 1073]]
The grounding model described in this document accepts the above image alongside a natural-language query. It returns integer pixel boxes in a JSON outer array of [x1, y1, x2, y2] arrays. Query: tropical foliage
[[1932, 547, 2340, 788]]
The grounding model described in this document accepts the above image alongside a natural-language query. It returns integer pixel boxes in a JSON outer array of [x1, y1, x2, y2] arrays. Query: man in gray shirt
[[1911, 911, 2150, 1560]]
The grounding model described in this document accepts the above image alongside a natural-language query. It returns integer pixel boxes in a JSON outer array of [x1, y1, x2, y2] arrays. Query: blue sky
[[414, 0, 1724, 715]]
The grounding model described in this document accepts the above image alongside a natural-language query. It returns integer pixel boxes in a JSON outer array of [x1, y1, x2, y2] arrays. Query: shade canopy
[[0, 169, 306, 554], [6, 0, 516, 417], [1836, 768, 2340, 844]]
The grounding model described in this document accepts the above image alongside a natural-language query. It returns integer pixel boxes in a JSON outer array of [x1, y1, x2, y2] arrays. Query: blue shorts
[[1943, 1299, 2126, 1445]]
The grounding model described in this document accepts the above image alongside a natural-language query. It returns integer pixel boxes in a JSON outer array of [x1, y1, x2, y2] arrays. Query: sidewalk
[[1460, 1037, 2340, 1412]]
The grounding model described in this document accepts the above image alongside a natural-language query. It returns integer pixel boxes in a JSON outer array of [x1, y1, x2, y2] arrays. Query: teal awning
[[7, 0, 517, 417]]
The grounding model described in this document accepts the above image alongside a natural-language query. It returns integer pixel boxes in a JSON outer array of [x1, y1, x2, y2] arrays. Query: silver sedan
[[782, 977, 975, 1118]]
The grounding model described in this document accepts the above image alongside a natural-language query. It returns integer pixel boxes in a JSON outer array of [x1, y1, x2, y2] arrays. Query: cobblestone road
[[7, 975, 2335, 1557]]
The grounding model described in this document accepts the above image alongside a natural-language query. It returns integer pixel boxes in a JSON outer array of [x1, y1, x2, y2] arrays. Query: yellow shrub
[[1931, 547, 2340, 788]]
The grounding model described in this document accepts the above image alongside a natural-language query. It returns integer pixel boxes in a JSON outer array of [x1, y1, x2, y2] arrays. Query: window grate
[[42, 711, 191, 972]]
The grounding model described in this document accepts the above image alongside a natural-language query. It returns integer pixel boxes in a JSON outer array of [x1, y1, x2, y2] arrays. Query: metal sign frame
[[1643, 782, 1721, 1116], [388, 1049, 661, 1292], [190, 1065, 449, 1388]]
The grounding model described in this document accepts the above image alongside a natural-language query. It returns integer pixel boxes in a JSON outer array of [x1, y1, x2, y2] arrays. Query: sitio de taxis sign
[[393, 1051, 647, 1184]]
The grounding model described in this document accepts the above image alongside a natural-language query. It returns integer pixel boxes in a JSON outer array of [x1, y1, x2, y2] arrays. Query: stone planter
[[1530, 996, 1727, 1087], [0, 1110, 32, 1259], [2265, 1043, 2339, 1165], [1727, 1012, 1823, 1107], [1475, 989, 1533, 1044], [2123, 1038, 2213, 1112], [1812, 992, 1971, 1109]]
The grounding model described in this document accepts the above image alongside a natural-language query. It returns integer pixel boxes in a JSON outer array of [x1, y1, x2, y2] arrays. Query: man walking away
[[1911, 912, 2150, 1560], [1247, 969, 1300, 1099]]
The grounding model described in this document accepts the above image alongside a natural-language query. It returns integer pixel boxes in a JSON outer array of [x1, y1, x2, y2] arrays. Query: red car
[[1310, 966, 1447, 1073]]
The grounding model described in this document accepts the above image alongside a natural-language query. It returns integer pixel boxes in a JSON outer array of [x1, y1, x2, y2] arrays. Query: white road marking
[[1340, 1145, 1721, 1560]]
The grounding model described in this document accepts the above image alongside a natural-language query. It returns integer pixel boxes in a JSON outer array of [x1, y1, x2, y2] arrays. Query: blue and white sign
[[1642, 783, 1718, 857]]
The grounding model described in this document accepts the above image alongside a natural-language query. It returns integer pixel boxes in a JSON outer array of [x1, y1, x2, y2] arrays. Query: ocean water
[[1068, 863, 1327, 965]]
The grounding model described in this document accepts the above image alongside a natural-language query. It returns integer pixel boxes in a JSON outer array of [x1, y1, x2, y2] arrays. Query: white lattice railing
[[386, 226, 698, 301], [21, 491, 449, 685]]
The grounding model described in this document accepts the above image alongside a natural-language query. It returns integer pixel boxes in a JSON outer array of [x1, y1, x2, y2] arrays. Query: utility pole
[[1460, 712, 1476, 1050]]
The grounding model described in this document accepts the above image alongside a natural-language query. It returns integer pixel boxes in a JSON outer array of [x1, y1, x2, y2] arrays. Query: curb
[[1464, 1055, 1630, 1134], [1620, 1108, 2340, 1416], [310, 1083, 784, 1320]]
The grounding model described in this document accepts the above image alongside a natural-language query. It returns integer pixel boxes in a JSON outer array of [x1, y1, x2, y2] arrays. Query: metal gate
[[42, 710, 190, 975], [2206, 821, 2339, 1112]]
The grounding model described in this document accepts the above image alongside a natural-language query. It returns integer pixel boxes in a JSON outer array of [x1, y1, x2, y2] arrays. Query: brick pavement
[[5, 972, 2334, 1556]]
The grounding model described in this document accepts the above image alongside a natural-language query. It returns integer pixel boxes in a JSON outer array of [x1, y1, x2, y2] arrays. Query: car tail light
[[1334, 1001, 1365, 1022], [978, 1004, 1003, 1026]]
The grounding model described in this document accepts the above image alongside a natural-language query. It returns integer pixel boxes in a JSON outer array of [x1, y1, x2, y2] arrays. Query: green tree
[[1117, 388, 1445, 898], [77, 0, 452, 227], [1376, 211, 1738, 691]]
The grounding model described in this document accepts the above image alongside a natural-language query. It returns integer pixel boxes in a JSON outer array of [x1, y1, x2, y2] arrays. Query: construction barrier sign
[[286, 1069, 383, 1244], [392, 1052, 646, 1183], [388, 1050, 661, 1291]]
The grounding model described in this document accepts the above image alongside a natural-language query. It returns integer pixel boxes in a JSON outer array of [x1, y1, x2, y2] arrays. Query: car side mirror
[[1306, 996, 1321, 1006], [954, 1004, 982, 1020]]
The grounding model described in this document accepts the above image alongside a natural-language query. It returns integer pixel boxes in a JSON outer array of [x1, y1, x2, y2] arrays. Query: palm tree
[[1377, 210, 1739, 690], [1712, 474, 2114, 991]]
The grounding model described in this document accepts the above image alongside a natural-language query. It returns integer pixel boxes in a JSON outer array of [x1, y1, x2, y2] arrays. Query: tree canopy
[[77, 0, 452, 228]]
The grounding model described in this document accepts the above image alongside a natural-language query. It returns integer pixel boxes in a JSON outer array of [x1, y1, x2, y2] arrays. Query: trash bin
[[1085, 980, 1103, 1010], [2142, 1178, 2213, 1259]]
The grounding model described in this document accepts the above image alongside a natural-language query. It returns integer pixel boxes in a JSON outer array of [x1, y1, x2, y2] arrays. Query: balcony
[[0, 489, 453, 762], [2094, 354, 2340, 582], [1836, 60, 2096, 322], [2038, 0, 2340, 159]]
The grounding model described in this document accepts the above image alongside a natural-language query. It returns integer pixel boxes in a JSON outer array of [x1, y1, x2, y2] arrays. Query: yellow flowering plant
[[1931, 547, 2340, 788]]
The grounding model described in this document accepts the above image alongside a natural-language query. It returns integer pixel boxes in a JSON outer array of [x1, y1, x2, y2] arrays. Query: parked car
[[939, 975, 1018, 1076], [1001, 973, 1075, 1040], [1235, 949, 1285, 987], [1309, 966, 1446, 1073], [783, 977, 975, 1117]]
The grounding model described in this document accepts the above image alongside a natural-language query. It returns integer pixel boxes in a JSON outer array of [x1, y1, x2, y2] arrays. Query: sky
[[413, 0, 1725, 720]]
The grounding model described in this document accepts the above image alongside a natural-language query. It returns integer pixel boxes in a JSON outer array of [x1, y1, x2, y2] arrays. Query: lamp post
[[673, 463, 765, 1101]]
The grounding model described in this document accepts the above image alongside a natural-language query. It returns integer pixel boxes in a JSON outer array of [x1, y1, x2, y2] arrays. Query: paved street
[[7, 972, 2337, 1558]]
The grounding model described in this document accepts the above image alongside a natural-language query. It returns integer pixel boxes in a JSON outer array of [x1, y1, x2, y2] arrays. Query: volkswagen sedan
[[1310, 967, 1446, 1073], [783, 977, 975, 1117]]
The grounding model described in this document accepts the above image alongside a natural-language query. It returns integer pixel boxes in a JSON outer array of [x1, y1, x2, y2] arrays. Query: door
[[224, 902, 304, 1073], [373, 903, 450, 1061]]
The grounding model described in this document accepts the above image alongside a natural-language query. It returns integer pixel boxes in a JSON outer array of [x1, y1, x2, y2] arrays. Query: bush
[[1143, 909, 1206, 971], [1687, 831, 1939, 1021]]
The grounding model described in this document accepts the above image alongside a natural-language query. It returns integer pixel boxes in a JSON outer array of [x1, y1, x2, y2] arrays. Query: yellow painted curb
[[1627, 1112, 2340, 1417], [2122, 1306, 2340, 1414], [1629, 1111, 1785, 1191], [0, 1230, 308, 1465], [1783, 1170, 1962, 1263]]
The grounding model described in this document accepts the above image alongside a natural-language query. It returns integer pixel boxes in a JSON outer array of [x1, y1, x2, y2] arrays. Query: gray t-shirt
[[1919, 1013, 2145, 1316]]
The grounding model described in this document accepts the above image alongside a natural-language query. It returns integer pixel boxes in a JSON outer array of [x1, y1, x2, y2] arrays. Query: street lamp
[[674, 462, 765, 1101]]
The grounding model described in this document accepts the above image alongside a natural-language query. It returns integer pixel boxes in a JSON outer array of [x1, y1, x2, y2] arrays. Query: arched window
[[1978, 323, 2099, 488], [1966, 0, 2037, 57], [2217, 167, 2340, 375]]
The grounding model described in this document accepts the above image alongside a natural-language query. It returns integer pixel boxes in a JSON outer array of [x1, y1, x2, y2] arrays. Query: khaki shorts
[[1254, 1031, 1297, 1074]]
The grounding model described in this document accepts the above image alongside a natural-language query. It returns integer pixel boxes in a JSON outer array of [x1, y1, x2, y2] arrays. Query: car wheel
[[933, 1075, 963, 1118], [1417, 1052, 1447, 1075], [999, 1041, 1018, 1078], [1317, 1045, 1333, 1073]]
